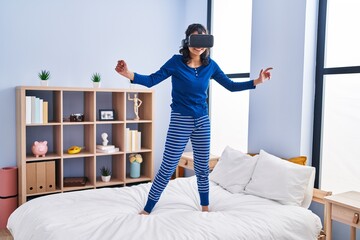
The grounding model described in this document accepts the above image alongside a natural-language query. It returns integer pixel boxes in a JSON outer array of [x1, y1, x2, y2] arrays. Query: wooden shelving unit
[[16, 86, 154, 204]]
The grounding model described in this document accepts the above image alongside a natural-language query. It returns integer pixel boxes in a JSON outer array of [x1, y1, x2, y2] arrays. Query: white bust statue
[[101, 132, 109, 146]]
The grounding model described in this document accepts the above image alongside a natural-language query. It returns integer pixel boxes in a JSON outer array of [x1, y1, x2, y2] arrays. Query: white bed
[[8, 177, 322, 240], [8, 148, 325, 240]]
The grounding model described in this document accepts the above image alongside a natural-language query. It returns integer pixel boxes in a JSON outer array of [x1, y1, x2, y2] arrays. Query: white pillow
[[210, 146, 259, 193], [245, 149, 314, 207], [301, 167, 315, 208]]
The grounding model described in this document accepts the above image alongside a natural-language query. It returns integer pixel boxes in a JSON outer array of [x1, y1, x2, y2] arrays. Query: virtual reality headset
[[182, 34, 214, 48]]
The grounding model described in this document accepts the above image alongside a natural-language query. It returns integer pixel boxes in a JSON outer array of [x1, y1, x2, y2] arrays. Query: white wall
[[249, 0, 318, 163], [0, 0, 207, 173]]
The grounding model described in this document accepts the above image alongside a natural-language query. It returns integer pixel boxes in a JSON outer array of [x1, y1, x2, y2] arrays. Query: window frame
[[312, 0, 360, 188]]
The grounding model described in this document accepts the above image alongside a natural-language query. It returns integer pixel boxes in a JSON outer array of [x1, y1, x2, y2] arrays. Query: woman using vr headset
[[115, 23, 272, 215]]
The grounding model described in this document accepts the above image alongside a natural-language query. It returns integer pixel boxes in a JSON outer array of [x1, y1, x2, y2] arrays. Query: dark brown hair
[[179, 23, 210, 66]]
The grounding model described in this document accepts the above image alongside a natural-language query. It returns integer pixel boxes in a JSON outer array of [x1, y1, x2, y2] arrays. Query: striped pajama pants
[[144, 111, 211, 213]]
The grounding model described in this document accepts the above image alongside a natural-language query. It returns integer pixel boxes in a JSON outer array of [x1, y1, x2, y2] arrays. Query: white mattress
[[8, 177, 322, 240]]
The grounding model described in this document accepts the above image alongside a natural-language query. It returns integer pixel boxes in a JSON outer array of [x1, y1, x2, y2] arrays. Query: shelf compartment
[[63, 124, 95, 155], [63, 156, 95, 190], [63, 91, 95, 122], [125, 122, 152, 152], [25, 125, 62, 158], [125, 151, 153, 183], [126, 91, 152, 121], [96, 123, 125, 153], [96, 154, 125, 186], [26, 89, 62, 123], [96, 91, 125, 121], [125, 122, 153, 150], [25, 159, 60, 195]]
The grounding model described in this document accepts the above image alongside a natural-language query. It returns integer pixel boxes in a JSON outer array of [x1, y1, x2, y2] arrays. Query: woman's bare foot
[[139, 210, 149, 215], [201, 206, 209, 212]]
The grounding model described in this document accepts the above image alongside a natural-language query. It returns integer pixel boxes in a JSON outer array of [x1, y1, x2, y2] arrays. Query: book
[[39, 98, 43, 124], [96, 145, 115, 150], [126, 128, 131, 152], [43, 101, 48, 123], [136, 131, 141, 151], [34, 97, 40, 123], [131, 130, 137, 151], [96, 147, 119, 153], [26, 96, 32, 124], [31, 96, 36, 123]]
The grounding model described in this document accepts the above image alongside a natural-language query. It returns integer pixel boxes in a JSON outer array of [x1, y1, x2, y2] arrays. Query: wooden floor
[[0, 228, 13, 240]]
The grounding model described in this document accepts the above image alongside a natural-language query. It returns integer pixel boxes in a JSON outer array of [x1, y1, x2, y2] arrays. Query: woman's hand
[[254, 67, 273, 86], [115, 60, 134, 81]]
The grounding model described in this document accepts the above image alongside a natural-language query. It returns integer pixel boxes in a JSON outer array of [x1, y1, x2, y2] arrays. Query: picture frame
[[99, 109, 115, 121]]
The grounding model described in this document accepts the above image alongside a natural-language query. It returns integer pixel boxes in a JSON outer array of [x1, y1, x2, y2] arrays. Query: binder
[[46, 161, 56, 191], [36, 162, 46, 193], [26, 163, 37, 194]]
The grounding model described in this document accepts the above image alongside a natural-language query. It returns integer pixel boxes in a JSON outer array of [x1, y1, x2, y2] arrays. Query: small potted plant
[[38, 70, 50, 86], [100, 166, 111, 182], [91, 72, 101, 88], [129, 154, 143, 178]]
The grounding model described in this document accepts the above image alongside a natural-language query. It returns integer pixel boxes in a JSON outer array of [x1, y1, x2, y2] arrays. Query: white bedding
[[8, 177, 322, 240]]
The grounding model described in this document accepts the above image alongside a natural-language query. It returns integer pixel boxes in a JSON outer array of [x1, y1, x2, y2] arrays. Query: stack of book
[[26, 96, 48, 124], [125, 128, 141, 152], [96, 145, 119, 153]]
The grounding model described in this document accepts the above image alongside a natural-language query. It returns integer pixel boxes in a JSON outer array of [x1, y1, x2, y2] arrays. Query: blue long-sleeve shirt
[[133, 54, 255, 118]]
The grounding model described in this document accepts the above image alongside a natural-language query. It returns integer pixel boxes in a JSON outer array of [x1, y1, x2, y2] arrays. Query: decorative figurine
[[101, 132, 109, 146], [128, 93, 142, 120], [32, 141, 48, 157]]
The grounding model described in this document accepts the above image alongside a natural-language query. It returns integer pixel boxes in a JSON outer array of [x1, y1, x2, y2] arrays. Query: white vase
[[101, 175, 111, 182], [93, 82, 101, 88], [40, 80, 49, 86]]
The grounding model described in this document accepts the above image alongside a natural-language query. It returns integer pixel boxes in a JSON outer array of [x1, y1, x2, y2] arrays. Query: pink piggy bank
[[32, 141, 48, 157]]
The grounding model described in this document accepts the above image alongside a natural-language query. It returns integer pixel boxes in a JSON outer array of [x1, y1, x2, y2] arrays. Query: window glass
[[325, 0, 360, 67], [210, 0, 252, 156], [320, 74, 360, 193], [212, 0, 252, 73], [210, 79, 250, 155]]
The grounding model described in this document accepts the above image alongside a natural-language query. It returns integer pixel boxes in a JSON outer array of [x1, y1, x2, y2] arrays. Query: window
[[313, 0, 360, 192], [209, 0, 253, 156]]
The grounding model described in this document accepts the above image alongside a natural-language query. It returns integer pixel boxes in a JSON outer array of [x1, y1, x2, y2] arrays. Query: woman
[[115, 23, 272, 215]]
